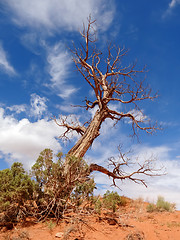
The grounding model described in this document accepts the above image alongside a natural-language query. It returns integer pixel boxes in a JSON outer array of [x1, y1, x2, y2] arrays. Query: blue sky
[[0, 0, 180, 208]]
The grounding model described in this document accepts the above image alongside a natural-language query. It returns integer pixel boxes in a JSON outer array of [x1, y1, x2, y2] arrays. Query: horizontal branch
[[89, 160, 165, 188]]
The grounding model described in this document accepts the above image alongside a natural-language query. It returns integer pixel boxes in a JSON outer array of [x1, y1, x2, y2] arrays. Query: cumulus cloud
[[46, 42, 78, 99], [0, 42, 16, 75], [0, 107, 63, 169], [6, 94, 48, 118], [2, 0, 115, 33]]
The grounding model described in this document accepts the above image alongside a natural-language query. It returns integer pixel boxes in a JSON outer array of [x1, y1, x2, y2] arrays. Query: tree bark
[[68, 109, 107, 158]]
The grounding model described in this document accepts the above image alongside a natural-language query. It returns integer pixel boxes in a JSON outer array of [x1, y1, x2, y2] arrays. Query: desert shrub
[[146, 203, 156, 213], [93, 196, 102, 214], [31, 149, 94, 220], [72, 178, 96, 206], [156, 196, 175, 212], [46, 219, 56, 232], [146, 196, 176, 212], [0, 162, 35, 222], [0, 149, 96, 222], [103, 190, 125, 212]]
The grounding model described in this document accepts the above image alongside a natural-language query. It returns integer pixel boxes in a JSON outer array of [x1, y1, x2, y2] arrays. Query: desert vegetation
[[146, 196, 176, 213], [0, 159, 178, 240], [0, 149, 130, 226], [0, 17, 172, 239], [0, 149, 97, 224], [0, 151, 175, 229]]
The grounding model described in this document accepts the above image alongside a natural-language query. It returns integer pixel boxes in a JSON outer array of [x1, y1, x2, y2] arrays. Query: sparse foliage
[[94, 196, 102, 215], [146, 196, 176, 212], [103, 190, 126, 212]]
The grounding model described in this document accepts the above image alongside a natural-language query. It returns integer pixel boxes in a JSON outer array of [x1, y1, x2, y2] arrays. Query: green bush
[[156, 196, 175, 212], [146, 203, 156, 213], [72, 178, 96, 206], [103, 190, 125, 212], [0, 149, 95, 222], [30, 149, 95, 219], [146, 196, 176, 212], [93, 196, 102, 215], [0, 162, 35, 212]]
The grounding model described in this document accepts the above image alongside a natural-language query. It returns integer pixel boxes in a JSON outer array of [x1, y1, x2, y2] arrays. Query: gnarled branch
[[89, 148, 165, 188], [54, 116, 86, 141]]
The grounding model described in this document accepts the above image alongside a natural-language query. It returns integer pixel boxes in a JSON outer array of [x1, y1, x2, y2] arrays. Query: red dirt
[[1, 200, 180, 240]]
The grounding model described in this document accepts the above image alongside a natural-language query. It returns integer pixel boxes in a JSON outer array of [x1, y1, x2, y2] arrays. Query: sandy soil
[[1, 201, 180, 240]]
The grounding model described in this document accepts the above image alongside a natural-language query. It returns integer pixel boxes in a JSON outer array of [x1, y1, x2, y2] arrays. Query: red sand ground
[[1, 200, 180, 240]]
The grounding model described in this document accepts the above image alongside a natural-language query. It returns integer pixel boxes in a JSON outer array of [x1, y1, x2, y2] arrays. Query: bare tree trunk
[[56, 17, 163, 187], [68, 109, 107, 158]]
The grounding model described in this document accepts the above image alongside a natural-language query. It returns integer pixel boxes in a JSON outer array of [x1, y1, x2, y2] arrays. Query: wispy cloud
[[0, 42, 16, 75], [7, 104, 27, 114], [56, 103, 78, 113], [6, 94, 48, 119], [46, 42, 78, 99], [169, 0, 180, 8], [2, 0, 115, 33], [163, 0, 180, 18], [30, 93, 48, 118], [47, 43, 71, 86]]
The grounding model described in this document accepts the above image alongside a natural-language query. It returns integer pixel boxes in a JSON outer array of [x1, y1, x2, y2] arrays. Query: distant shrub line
[[146, 196, 176, 212]]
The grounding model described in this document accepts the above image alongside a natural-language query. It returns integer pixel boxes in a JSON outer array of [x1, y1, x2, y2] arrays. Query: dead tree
[[55, 17, 163, 187]]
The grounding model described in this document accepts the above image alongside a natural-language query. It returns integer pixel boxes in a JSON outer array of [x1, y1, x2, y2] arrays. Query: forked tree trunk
[[68, 109, 107, 158]]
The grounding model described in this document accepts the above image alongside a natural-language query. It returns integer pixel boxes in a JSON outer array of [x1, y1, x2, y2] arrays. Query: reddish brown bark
[[55, 17, 163, 186]]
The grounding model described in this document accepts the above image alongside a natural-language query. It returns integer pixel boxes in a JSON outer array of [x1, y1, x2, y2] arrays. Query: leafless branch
[[54, 116, 86, 141], [90, 149, 165, 188]]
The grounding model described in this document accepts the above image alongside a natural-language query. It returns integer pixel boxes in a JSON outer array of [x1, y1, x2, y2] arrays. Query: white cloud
[[46, 42, 78, 99], [127, 109, 149, 123], [0, 42, 16, 75], [0, 107, 64, 169], [47, 43, 71, 86], [6, 94, 48, 118], [3, 0, 115, 33], [89, 143, 180, 210], [7, 104, 27, 114], [58, 87, 77, 99], [30, 93, 48, 118]]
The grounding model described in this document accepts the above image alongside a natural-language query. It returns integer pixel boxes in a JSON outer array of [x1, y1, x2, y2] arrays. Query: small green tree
[[0, 162, 34, 211], [31, 149, 54, 189], [103, 190, 124, 212], [0, 162, 35, 222]]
